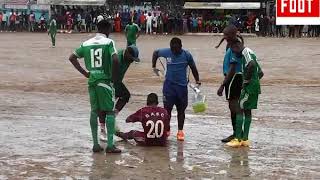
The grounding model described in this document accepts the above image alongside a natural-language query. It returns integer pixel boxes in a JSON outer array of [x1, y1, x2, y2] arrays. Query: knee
[[229, 99, 240, 113], [125, 92, 131, 102], [120, 92, 130, 103]]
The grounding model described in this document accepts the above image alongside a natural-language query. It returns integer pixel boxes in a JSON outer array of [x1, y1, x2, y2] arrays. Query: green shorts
[[88, 82, 115, 112], [239, 89, 259, 110]]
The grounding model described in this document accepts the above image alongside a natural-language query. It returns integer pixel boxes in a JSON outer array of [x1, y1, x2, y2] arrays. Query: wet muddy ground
[[0, 33, 319, 179]]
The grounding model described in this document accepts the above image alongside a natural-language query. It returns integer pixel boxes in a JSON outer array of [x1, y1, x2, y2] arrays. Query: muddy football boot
[[221, 135, 234, 143], [241, 140, 250, 147], [226, 139, 241, 148], [100, 129, 107, 142], [177, 130, 185, 141], [92, 144, 104, 153], [106, 146, 122, 154]]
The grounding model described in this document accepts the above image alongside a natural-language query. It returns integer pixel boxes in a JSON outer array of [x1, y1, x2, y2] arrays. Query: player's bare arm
[[126, 110, 141, 123], [112, 53, 120, 83], [258, 68, 264, 79], [217, 63, 236, 96], [244, 61, 255, 84], [189, 63, 201, 85], [69, 54, 89, 78], [152, 50, 160, 74]]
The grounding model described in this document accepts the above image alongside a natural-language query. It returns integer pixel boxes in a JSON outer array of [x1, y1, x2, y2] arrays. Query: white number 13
[[146, 120, 164, 138], [90, 48, 102, 68]]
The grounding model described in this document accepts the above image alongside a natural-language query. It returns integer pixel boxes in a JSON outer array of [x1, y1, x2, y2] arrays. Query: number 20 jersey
[[73, 33, 117, 85], [128, 106, 170, 146]]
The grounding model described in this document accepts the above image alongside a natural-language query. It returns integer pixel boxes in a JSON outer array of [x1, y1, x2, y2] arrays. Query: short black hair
[[147, 93, 158, 106], [170, 37, 182, 46], [97, 20, 112, 32], [229, 38, 243, 48]]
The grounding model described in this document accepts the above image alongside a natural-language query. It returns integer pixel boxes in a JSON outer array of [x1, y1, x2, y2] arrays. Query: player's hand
[[153, 68, 161, 76], [217, 84, 224, 96], [196, 81, 201, 88], [84, 71, 90, 78]]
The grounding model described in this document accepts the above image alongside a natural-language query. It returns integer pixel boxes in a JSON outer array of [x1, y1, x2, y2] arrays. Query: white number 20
[[146, 120, 164, 138], [90, 48, 102, 68]]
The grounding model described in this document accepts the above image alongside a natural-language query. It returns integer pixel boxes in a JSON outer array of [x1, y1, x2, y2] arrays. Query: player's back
[[74, 34, 117, 85], [139, 106, 169, 146]]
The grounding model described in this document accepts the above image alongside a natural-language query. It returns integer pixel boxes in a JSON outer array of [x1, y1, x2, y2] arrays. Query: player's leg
[[176, 85, 188, 141], [226, 109, 243, 148], [227, 90, 249, 148], [88, 85, 103, 152], [241, 93, 258, 147], [98, 112, 107, 141], [50, 32, 56, 47], [242, 109, 252, 147], [163, 81, 175, 136], [116, 130, 135, 140], [115, 82, 130, 113], [96, 82, 121, 153], [222, 74, 242, 143]]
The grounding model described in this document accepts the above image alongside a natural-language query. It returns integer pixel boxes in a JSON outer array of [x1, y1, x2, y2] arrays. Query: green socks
[[90, 111, 99, 146], [243, 114, 252, 141], [51, 33, 56, 46], [235, 112, 252, 140], [235, 113, 244, 140], [106, 115, 115, 148]]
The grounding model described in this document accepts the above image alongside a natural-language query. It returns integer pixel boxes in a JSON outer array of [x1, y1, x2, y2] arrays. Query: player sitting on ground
[[226, 39, 264, 148], [68, 19, 121, 154], [99, 45, 140, 141], [116, 93, 170, 146]]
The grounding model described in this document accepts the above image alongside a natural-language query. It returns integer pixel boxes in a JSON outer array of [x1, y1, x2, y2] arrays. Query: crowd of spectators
[[1, 7, 320, 37], [0, 9, 47, 32]]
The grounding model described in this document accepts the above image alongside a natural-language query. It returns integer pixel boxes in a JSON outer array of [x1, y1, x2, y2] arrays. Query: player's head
[[223, 25, 238, 42], [97, 19, 112, 36], [147, 93, 159, 106], [124, 45, 140, 63], [170, 37, 182, 55], [229, 39, 244, 57]]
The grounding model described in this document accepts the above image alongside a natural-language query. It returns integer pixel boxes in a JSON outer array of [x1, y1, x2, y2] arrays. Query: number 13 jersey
[[73, 33, 117, 85]]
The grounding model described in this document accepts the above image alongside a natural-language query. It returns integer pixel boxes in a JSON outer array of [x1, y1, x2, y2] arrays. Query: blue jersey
[[223, 48, 242, 75], [157, 48, 195, 86]]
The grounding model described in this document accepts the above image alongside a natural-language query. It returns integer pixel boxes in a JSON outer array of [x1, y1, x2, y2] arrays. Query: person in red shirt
[[116, 93, 170, 146], [139, 13, 146, 32]]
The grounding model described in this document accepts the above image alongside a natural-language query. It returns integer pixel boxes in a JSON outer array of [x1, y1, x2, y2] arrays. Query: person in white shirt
[[146, 12, 152, 34], [255, 17, 259, 35], [152, 12, 158, 34]]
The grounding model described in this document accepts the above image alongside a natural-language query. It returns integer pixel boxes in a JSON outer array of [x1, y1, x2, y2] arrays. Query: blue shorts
[[163, 81, 188, 112]]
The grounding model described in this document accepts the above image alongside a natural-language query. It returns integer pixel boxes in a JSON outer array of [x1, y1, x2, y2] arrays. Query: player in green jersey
[[48, 15, 57, 48], [99, 45, 140, 141], [125, 20, 141, 47], [68, 20, 121, 154], [227, 39, 264, 148]]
